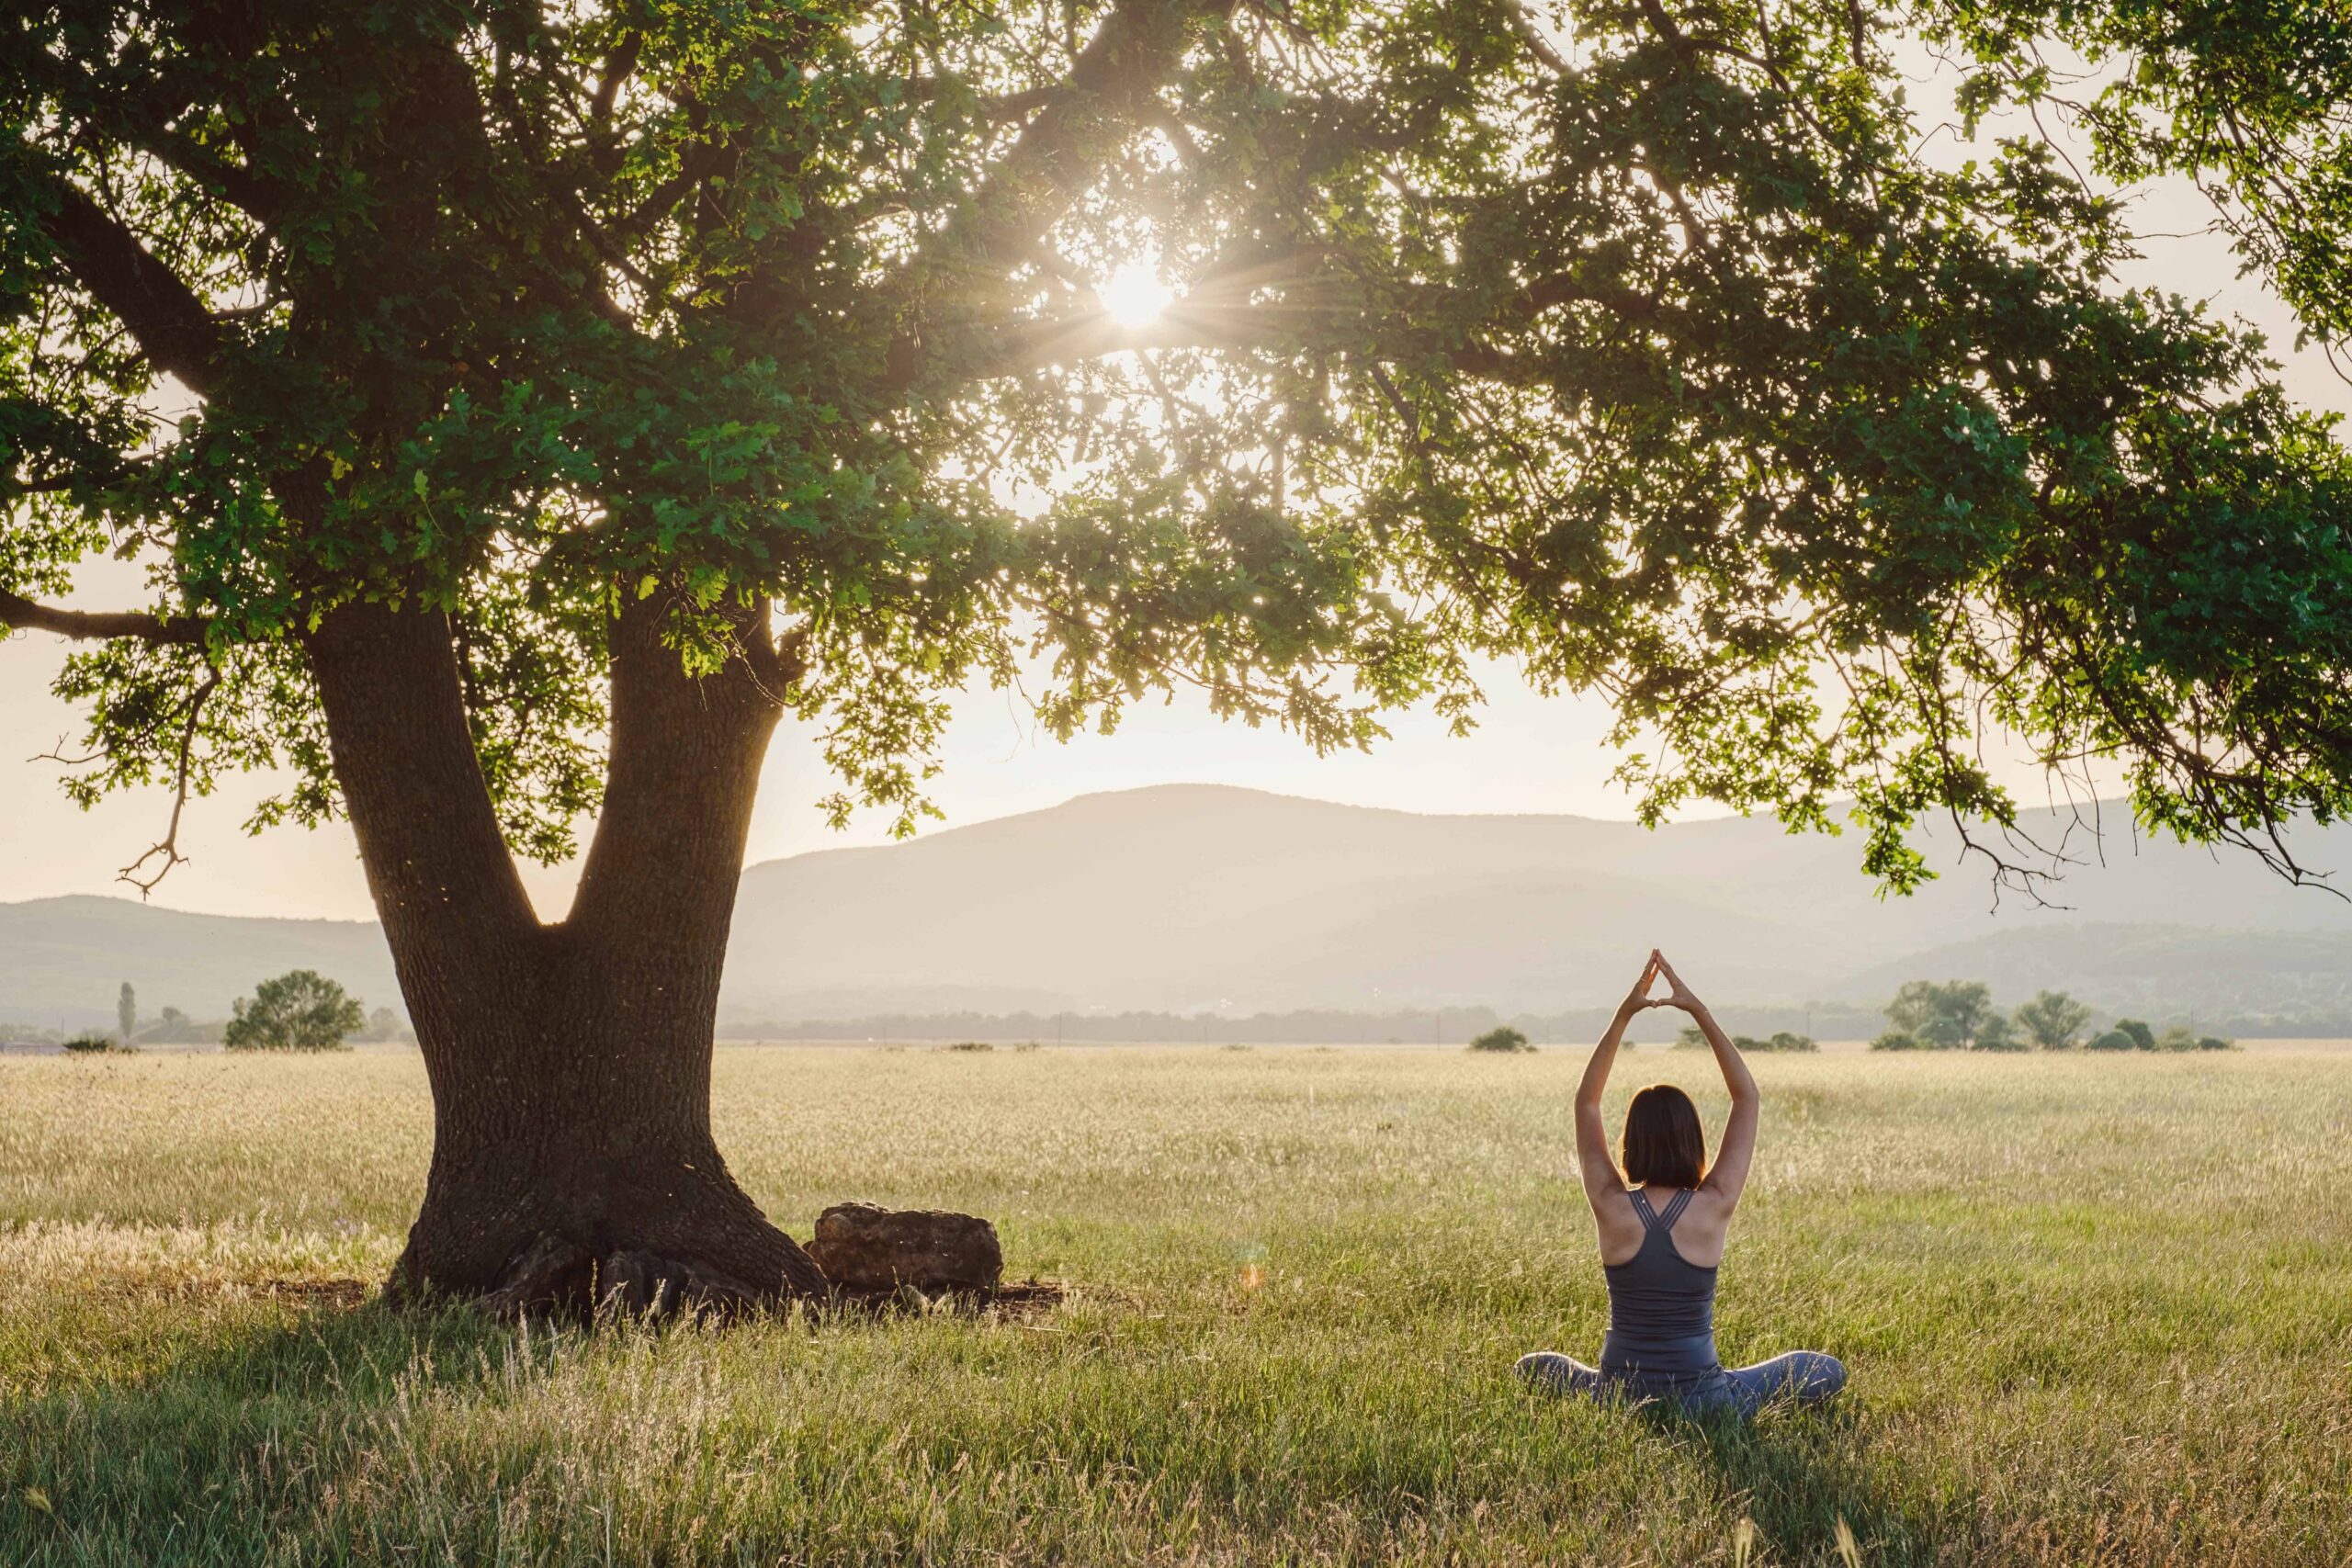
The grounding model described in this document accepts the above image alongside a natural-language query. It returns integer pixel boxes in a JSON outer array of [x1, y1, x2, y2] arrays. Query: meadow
[[3, 1043, 2348, 1565]]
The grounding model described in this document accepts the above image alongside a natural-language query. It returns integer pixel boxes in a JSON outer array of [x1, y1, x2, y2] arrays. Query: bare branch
[[119, 670, 221, 897]]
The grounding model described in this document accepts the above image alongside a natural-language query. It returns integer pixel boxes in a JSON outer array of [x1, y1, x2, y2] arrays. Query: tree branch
[[0, 589, 209, 646], [899, 78, 1063, 121], [613, 138, 732, 239], [119, 669, 220, 896], [909, 0, 1222, 288], [17, 42, 290, 224], [31, 170, 228, 398], [929, 260, 1664, 384], [586, 30, 643, 131], [1509, 3, 1573, 73]]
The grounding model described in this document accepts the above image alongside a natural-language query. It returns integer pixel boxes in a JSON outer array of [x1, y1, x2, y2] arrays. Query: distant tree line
[[721, 1006, 1536, 1046], [1675, 1027, 1818, 1052], [1870, 981, 2233, 1052], [709, 999, 2352, 1045], [719, 990, 2291, 1048], [721, 1007, 1850, 1048]]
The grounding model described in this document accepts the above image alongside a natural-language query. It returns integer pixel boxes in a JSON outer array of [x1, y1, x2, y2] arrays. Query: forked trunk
[[308, 594, 825, 1313], [383, 953, 825, 1312]]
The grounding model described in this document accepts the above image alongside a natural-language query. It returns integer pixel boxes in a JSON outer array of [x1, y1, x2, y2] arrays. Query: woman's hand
[[1618, 953, 1663, 1017], [1650, 950, 1702, 1013]]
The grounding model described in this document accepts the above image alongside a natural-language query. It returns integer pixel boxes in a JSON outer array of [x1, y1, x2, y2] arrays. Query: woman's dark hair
[[1621, 1084, 1706, 1189]]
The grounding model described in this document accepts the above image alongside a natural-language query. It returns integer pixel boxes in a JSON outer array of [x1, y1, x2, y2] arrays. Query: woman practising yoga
[[1517, 950, 1846, 1417]]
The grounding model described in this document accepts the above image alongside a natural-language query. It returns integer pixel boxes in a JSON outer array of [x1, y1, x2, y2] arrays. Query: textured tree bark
[[306, 594, 826, 1314]]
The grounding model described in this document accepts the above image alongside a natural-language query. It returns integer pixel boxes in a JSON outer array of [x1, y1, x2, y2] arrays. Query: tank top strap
[[1625, 1187, 1659, 1229], [1657, 1188, 1694, 1230]]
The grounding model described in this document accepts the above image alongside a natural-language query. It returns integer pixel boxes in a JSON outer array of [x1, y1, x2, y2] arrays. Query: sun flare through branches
[[1097, 264, 1176, 328]]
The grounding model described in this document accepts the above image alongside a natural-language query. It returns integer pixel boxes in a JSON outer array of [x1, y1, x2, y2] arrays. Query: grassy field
[[3, 1044, 2349, 1565]]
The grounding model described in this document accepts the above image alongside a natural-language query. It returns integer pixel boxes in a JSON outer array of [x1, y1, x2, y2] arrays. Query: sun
[[1098, 264, 1176, 328]]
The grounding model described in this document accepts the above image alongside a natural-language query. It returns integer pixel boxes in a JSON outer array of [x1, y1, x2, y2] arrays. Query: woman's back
[[1600, 1187, 1719, 1376]]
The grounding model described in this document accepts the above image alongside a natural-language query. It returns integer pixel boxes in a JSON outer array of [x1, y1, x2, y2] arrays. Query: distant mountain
[[6, 785, 2348, 1033], [719, 784, 2352, 1023], [0, 895, 396, 1032]]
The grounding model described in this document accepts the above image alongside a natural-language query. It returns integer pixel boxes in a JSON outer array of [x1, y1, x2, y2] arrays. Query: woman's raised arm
[[1654, 951, 1760, 1207], [1575, 956, 1662, 1208]]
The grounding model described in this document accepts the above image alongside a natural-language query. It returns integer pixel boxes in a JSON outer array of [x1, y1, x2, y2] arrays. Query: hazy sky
[[4, 46, 2345, 921]]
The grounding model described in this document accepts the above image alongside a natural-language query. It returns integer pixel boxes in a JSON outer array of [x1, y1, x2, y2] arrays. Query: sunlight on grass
[[2, 1046, 2348, 1563]]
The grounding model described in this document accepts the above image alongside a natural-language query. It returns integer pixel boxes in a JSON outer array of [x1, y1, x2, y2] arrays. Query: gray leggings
[[1515, 1349, 1847, 1419]]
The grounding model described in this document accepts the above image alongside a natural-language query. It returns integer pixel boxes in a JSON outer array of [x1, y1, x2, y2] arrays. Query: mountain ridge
[[6, 784, 2347, 1030]]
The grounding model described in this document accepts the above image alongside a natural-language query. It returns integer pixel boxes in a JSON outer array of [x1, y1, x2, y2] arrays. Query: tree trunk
[[379, 979, 825, 1314], [306, 593, 825, 1314]]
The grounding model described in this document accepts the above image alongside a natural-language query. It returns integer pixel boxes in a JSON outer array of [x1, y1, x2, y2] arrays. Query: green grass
[[3, 1043, 2349, 1564]]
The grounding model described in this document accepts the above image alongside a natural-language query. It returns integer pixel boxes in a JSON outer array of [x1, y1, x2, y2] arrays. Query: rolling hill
[[0, 895, 397, 1033], [719, 785, 2352, 1024]]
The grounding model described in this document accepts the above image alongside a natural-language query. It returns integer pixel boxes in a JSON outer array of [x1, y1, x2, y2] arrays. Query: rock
[[807, 1203, 1002, 1294]]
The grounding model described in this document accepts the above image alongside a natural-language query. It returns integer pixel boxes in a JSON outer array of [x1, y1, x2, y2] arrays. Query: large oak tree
[[6, 0, 2348, 1310]]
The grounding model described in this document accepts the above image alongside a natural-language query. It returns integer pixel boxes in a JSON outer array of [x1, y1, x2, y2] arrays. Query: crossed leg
[[1721, 1350, 1847, 1416], [1514, 1350, 1604, 1396], [1517, 1348, 1846, 1416]]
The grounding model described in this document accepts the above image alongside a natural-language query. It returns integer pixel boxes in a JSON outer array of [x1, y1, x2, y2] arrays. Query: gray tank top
[[1600, 1187, 1721, 1378]]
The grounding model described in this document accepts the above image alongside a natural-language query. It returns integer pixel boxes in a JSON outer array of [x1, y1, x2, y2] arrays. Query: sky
[[3, 43, 2346, 923]]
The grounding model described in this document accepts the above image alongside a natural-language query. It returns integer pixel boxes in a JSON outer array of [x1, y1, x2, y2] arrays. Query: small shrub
[[355, 1006, 413, 1045], [2155, 1026, 2199, 1052], [1870, 1030, 1925, 1051], [62, 1033, 116, 1054], [942, 1040, 994, 1053], [1728, 1032, 1813, 1052], [2198, 1035, 2236, 1051], [143, 1006, 203, 1044], [2112, 1019, 2157, 1052], [1973, 1011, 2027, 1051], [1678, 1029, 1812, 1051], [1467, 1025, 1532, 1054], [2086, 1029, 2136, 1052]]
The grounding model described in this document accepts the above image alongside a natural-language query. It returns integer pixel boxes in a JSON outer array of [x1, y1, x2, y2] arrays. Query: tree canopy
[[1930, 0, 2352, 364], [1886, 978, 1997, 1046], [221, 968, 366, 1051], [2013, 987, 2093, 1048], [5, 0, 2350, 897]]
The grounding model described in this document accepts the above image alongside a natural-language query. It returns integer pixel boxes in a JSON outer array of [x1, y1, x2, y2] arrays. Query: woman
[[1517, 950, 1846, 1417]]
